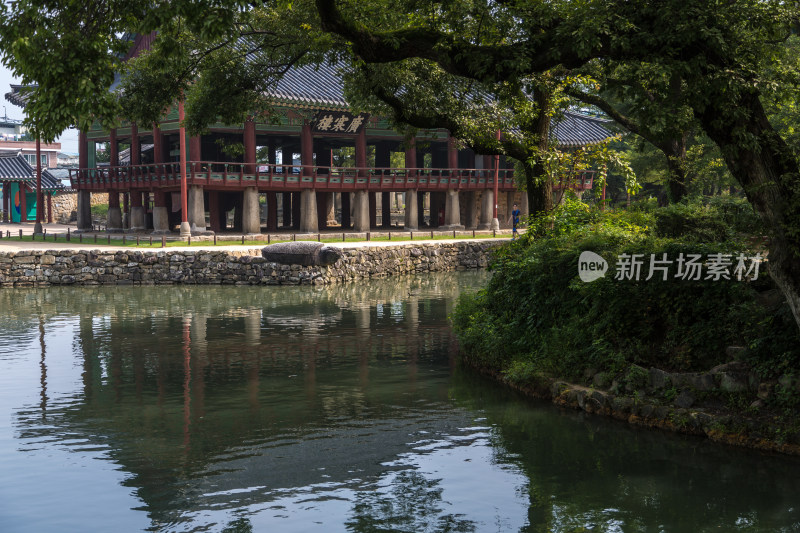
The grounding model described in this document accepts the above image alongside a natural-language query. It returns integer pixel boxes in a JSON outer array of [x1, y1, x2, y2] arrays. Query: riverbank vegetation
[[453, 196, 800, 445]]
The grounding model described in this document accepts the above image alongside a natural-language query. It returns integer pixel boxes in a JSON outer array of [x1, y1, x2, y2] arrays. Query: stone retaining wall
[[0, 242, 496, 287], [468, 363, 800, 457]]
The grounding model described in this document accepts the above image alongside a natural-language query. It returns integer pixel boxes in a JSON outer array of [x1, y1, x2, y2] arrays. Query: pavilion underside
[[72, 117, 595, 235]]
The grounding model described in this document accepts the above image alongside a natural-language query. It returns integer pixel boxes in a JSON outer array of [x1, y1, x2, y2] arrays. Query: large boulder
[[261, 242, 342, 266]]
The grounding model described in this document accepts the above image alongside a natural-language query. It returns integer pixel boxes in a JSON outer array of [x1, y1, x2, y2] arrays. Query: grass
[[0, 230, 512, 249]]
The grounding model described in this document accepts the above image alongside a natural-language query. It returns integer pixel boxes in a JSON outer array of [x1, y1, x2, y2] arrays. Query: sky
[[0, 62, 80, 154]]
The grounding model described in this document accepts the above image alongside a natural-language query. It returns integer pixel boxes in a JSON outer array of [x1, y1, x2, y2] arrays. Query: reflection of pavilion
[[12, 274, 482, 529]]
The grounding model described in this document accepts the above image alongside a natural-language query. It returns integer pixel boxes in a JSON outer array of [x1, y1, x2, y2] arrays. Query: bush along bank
[[453, 196, 800, 455]]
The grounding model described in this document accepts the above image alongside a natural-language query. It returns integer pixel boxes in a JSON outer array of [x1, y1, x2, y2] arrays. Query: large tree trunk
[[698, 91, 800, 334], [526, 163, 553, 214], [664, 133, 689, 203], [526, 88, 553, 214]]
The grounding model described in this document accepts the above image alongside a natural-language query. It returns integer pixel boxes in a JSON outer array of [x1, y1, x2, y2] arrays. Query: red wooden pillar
[[244, 118, 256, 174], [153, 190, 166, 208], [375, 142, 391, 228], [405, 138, 417, 175], [291, 192, 301, 229], [130, 124, 140, 166], [35, 137, 43, 225], [355, 128, 367, 177], [267, 192, 278, 231], [282, 192, 292, 228], [108, 189, 120, 211], [447, 134, 458, 175], [188, 135, 201, 177], [341, 193, 351, 229], [493, 130, 501, 220], [47, 193, 53, 223], [178, 100, 188, 227], [301, 121, 313, 175]]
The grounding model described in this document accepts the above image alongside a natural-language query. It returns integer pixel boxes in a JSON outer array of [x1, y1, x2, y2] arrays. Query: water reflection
[[1, 272, 800, 532], [2, 273, 496, 532]]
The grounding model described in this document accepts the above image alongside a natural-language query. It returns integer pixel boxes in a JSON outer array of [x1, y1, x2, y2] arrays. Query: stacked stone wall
[[0, 242, 496, 287], [49, 192, 109, 224]]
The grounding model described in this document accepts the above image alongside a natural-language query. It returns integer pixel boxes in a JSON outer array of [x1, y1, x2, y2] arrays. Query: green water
[[0, 272, 799, 532]]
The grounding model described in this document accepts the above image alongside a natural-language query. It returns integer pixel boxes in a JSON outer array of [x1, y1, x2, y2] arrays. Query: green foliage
[[91, 203, 108, 219], [0, 0, 251, 140], [453, 197, 796, 384]]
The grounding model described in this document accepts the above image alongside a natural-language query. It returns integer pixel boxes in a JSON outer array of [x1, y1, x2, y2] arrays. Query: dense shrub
[[453, 197, 797, 383]]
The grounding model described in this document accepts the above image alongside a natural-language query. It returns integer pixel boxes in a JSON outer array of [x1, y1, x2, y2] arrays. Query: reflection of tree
[[449, 369, 800, 533], [347, 470, 476, 533], [220, 517, 253, 533], [6, 271, 486, 531]]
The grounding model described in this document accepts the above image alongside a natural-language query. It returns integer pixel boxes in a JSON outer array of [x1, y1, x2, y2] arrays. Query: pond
[[0, 272, 799, 532]]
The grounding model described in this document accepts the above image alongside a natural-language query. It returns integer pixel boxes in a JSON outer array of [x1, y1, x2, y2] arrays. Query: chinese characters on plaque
[[311, 111, 370, 134]]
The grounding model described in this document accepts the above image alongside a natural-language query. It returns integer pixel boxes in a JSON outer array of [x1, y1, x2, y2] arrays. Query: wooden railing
[[69, 162, 520, 192]]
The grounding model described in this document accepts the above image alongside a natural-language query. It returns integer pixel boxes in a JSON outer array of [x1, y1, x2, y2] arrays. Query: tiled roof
[[265, 63, 348, 109], [4, 84, 34, 108], [0, 153, 65, 190], [6, 57, 610, 148], [118, 144, 154, 165], [261, 64, 611, 146], [551, 111, 613, 148]]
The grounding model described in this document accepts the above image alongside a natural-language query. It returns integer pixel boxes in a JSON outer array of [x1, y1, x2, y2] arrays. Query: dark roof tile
[[0, 153, 64, 190]]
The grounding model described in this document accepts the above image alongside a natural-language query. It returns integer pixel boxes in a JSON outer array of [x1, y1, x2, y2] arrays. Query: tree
[[564, 63, 696, 203], [311, 0, 800, 333], [3, 0, 800, 333], [0, 0, 250, 140]]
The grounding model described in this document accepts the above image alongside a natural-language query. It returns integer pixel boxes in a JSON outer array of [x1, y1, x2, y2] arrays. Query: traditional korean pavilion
[[6, 47, 611, 235], [0, 152, 64, 223]]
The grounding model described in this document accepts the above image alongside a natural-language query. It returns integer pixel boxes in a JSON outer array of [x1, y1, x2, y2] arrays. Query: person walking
[[508, 203, 521, 240]]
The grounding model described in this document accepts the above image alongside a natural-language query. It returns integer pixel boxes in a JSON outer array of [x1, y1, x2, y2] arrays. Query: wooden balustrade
[[69, 161, 593, 192]]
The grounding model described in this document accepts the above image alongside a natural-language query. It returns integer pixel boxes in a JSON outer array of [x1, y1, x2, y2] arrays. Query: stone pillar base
[[299, 189, 318, 233], [444, 189, 461, 227], [439, 224, 465, 231], [189, 185, 208, 233], [107, 207, 123, 233], [130, 206, 146, 231], [352, 190, 369, 232], [76, 190, 92, 231], [151, 206, 171, 234], [242, 186, 261, 234], [404, 189, 418, 231]]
